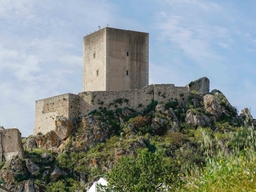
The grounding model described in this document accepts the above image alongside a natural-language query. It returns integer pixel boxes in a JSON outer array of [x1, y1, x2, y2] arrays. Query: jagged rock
[[1, 171, 15, 187], [0, 156, 28, 190], [121, 108, 134, 117], [75, 115, 111, 149], [137, 137, 147, 147], [41, 152, 54, 163], [34, 131, 61, 150], [168, 108, 179, 130], [188, 77, 210, 94], [50, 166, 62, 181], [203, 94, 222, 119], [55, 116, 74, 140], [156, 104, 165, 113], [15, 181, 25, 192], [240, 108, 254, 127], [25, 137, 37, 151], [185, 109, 211, 127], [151, 117, 169, 135], [23, 180, 39, 192], [25, 159, 40, 176]]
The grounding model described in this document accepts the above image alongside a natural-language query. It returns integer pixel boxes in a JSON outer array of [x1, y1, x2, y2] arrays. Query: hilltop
[[0, 77, 255, 191]]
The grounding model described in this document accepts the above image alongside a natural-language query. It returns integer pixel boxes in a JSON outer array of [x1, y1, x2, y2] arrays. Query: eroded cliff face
[[1, 77, 254, 191]]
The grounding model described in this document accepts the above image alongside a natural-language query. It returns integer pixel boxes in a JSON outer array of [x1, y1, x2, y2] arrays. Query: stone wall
[[34, 77, 210, 136], [188, 76, 210, 94], [0, 128, 23, 162], [34, 83, 199, 135], [34, 93, 80, 135]]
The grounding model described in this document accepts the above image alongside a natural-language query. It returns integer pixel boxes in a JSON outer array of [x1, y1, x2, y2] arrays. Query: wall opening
[[126, 51, 129, 56], [126, 70, 129, 76], [96, 70, 99, 76]]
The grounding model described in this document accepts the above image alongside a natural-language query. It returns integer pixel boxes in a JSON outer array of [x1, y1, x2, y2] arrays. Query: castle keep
[[34, 27, 209, 135], [83, 27, 149, 91]]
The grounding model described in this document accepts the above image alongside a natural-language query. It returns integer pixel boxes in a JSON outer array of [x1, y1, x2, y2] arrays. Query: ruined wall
[[188, 77, 210, 94], [34, 93, 80, 135], [34, 84, 191, 135], [34, 77, 210, 136], [0, 129, 23, 162], [78, 85, 154, 117]]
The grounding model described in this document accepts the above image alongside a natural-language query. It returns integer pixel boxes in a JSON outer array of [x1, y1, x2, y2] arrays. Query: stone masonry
[[0, 127, 24, 162], [83, 27, 149, 91], [34, 27, 210, 136], [34, 77, 210, 135]]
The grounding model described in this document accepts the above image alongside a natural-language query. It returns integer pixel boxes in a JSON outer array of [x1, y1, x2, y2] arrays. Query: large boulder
[[34, 131, 61, 150], [203, 94, 222, 119], [50, 166, 63, 181], [55, 116, 74, 140], [25, 159, 40, 176], [185, 109, 211, 127], [25, 137, 37, 151], [75, 115, 112, 150]]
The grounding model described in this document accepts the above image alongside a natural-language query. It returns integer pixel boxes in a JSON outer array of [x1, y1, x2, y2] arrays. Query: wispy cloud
[[0, 0, 117, 136], [0, 0, 36, 18], [156, 1, 231, 64]]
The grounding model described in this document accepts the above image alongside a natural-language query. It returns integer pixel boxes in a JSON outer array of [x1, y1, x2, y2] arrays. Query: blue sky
[[1, 0, 256, 136]]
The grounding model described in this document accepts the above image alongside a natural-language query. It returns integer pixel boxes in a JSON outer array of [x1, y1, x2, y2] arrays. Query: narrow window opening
[[126, 70, 129, 76], [96, 70, 99, 76], [126, 51, 129, 56], [93, 53, 96, 58]]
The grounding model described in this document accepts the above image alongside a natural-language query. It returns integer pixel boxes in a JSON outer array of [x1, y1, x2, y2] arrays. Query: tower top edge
[[83, 27, 148, 38]]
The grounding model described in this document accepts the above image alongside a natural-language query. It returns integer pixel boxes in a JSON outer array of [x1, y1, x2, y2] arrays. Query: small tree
[[103, 148, 175, 192]]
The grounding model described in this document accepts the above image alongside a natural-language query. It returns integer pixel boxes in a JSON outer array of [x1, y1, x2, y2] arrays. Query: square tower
[[83, 27, 149, 91]]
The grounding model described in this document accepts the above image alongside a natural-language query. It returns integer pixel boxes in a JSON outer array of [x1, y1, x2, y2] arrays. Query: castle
[[34, 27, 209, 135], [0, 27, 209, 163]]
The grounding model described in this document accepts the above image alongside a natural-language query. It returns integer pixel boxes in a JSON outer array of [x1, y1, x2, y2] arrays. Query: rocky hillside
[[0, 84, 254, 191]]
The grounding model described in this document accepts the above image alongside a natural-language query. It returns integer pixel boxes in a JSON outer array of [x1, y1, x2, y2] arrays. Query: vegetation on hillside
[[1, 90, 255, 191]]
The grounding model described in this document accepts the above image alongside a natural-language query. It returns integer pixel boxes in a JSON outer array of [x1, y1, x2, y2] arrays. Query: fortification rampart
[[34, 93, 79, 134], [0, 128, 23, 162], [34, 77, 210, 136]]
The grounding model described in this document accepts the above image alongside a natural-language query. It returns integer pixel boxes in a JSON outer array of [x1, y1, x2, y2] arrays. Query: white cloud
[[0, 0, 118, 136], [0, 0, 35, 18], [156, 4, 229, 64]]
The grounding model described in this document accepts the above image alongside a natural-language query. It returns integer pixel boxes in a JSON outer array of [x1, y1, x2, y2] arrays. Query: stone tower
[[83, 27, 149, 91]]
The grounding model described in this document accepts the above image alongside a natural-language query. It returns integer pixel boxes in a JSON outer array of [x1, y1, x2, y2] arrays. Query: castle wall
[[34, 78, 210, 136], [78, 85, 155, 117], [34, 93, 79, 135], [153, 84, 190, 103], [34, 84, 190, 136], [83, 28, 107, 91], [0, 129, 23, 162]]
